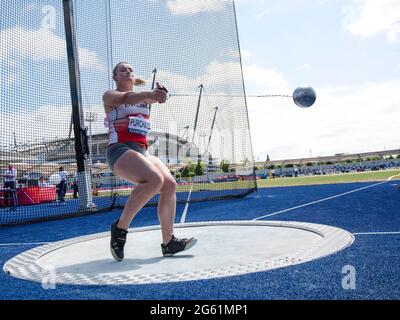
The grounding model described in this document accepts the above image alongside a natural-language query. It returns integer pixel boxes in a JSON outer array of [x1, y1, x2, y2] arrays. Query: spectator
[[38, 177, 50, 187], [18, 172, 29, 187], [57, 167, 68, 203], [2, 163, 18, 210]]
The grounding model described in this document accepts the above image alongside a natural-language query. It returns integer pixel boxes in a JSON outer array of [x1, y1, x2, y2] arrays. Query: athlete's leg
[[147, 155, 197, 256], [113, 150, 164, 230], [147, 155, 177, 244]]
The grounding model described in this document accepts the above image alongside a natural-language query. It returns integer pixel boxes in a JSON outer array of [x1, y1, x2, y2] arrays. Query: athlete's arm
[[103, 89, 167, 108]]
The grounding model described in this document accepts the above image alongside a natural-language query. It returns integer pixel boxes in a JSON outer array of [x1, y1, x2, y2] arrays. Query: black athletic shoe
[[110, 220, 128, 262], [161, 235, 197, 257]]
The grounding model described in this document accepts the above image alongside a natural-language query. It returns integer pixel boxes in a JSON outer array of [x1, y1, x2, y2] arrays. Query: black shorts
[[106, 142, 149, 173]]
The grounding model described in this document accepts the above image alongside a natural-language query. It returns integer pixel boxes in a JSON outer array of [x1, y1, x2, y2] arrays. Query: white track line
[[180, 184, 193, 224], [0, 242, 49, 247], [353, 231, 400, 235], [253, 174, 400, 221]]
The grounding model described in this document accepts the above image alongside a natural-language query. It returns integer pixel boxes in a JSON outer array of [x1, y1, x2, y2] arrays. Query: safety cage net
[[0, 0, 256, 225]]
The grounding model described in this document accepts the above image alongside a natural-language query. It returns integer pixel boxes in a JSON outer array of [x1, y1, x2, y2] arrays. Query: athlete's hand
[[156, 82, 168, 93], [152, 82, 168, 104]]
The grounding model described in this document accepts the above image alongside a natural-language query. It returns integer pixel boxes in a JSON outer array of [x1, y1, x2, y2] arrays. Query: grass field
[[90, 169, 400, 198], [257, 169, 400, 188]]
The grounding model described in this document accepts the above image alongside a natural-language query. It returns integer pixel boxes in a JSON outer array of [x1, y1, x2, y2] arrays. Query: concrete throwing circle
[[3, 220, 354, 285]]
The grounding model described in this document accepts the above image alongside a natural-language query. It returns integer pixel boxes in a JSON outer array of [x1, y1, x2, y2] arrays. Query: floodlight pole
[[63, 0, 96, 211], [149, 68, 157, 113], [151, 68, 157, 89], [206, 106, 219, 155], [191, 84, 204, 145]]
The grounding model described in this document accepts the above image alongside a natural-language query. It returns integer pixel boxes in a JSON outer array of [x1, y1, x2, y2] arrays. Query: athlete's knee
[[147, 171, 164, 192], [160, 176, 177, 195]]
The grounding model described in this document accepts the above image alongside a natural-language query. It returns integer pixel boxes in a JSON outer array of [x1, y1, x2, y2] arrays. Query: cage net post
[[0, 0, 256, 225], [63, 0, 96, 213]]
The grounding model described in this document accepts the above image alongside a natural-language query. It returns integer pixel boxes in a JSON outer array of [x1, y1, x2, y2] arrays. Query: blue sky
[[1, 0, 399, 162], [237, 0, 399, 87]]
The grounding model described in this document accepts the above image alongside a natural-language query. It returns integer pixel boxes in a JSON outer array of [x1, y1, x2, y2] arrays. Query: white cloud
[[242, 64, 289, 93], [155, 59, 244, 94], [155, 59, 289, 99], [247, 80, 400, 160], [229, 49, 289, 93], [0, 59, 246, 149], [254, 9, 271, 21], [167, 0, 230, 15], [240, 50, 252, 61], [0, 26, 106, 70], [159, 60, 291, 159], [1, 105, 70, 147], [166, 0, 259, 16], [0, 103, 107, 148], [297, 64, 312, 71], [24, 3, 39, 13], [343, 0, 400, 43]]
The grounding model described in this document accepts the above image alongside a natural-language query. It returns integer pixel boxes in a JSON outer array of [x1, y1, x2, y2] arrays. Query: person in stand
[[38, 177, 50, 187], [18, 172, 29, 187], [57, 166, 68, 203], [103, 61, 197, 261], [2, 164, 18, 210]]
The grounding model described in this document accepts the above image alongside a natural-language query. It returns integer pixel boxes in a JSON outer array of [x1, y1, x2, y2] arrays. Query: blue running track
[[0, 180, 399, 299]]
